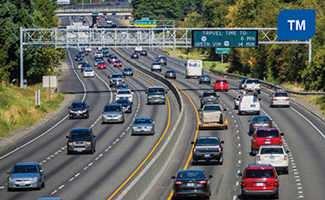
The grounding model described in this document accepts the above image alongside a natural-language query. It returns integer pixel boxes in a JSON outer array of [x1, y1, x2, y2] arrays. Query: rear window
[[256, 130, 279, 138], [252, 116, 270, 122], [196, 138, 219, 146], [112, 74, 123, 78], [203, 92, 216, 97], [246, 79, 260, 84], [275, 93, 289, 97], [71, 103, 86, 108], [216, 80, 227, 83], [177, 171, 205, 179], [260, 148, 284, 154], [245, 169, 275, 178], [203, 105, 221, 111], [152, 62, 161, 65], [117, 90, 131, 94]]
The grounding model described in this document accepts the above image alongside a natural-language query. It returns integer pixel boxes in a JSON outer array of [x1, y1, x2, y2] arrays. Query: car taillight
[[268, 122, 272, 126], [245, 85, 247, 88], [198, 180, 207, 184], [242, 180, 245, 187], [258, 99, 260, 103], [259, 85, 261, 88], [201, 98, 203, 101], [173, 74, 176, 76], [284, 155, 287, 160], [275, 179, 279, 187], [285, 98, 290, 101], [240, 99, 243, 103], [175, 181, 183, 185], [273, 99, 277, 101], [252, 123, 255, 126], [257, 155, 261, 161]]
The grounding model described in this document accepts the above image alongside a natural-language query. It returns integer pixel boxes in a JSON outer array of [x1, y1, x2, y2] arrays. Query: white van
[[185, 60, 203, 78], [238, 95, 261, 115]]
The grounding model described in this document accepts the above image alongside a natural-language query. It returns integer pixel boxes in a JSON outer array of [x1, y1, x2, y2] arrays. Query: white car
[[94, 51, 103, 59], [270, 90, 290, 107], [238, 94, 260, 115], [243, 79, 261, 93], [84, 46, 92, 52], [135, 46, 143, 52], [256, 145, 289, 174], [151, 62, 162, 72], [106, 19, 112, 24], [115, 89, 133, 104], [83, 68, 94, 78]]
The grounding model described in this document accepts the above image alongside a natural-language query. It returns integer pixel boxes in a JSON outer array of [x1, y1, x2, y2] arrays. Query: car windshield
[[256, 130, 279, 138], [134, 118, 152, 124], [196, 138, 219, 146], [116, 99, 130, 104], [203, 105, 221, 111], [110, 56, 117, 59], [158, 56, 166, 59], [85, 69, 92, 72], [216, 80, 227, 83], [69, 131, 92, 139], [72, 103, 86, 108], [177, 171, 204, 179], [252, 116, 270, 122], [275, 93, 289, 97], [201, 75, 210, 78], [12, 165, 38, 174], [118, 90, 131, 95], [245, 169, 275, 178], [203, 92, 216, 97], [246, 79, 260, 84], [260, 148, 284, 154], [82, 63, 90, 67], [148, 88, 164, 94], [104, 105, 121, 112], [98, 62, 105, 65], [112, 74, 123, 78]]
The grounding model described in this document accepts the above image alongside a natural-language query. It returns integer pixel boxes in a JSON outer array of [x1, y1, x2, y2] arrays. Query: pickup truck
[[191, 136, 224, 164], [198, 104, 228, 129]]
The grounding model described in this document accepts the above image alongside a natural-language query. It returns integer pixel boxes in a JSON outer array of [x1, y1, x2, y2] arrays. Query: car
[[256, 145, 289, 174], [123, 68, 133, 76], [251, 128, 284, 155], [116, 99, 132, 113], [7, 162, 45, 191], [77, 61, 87, 69], [94, 59, 103, 66], [81, 63, 91, 72], [116, 83, 129, 91], [199, 75, 211, 84], [238, 164, 279, 199], [156, 55, 167, 65], [78, 51, 85, 58], [113, 60, 122, 67], [140, 50, 147, 56], [164, 70, 176, 79], [109, 55, 118, 63], [248, 115, 272, 133], [68, 101, 89, 119], [84, 45, 92, 52], [233, 92, 244, 109], [108, 73, 124, 87], [75, 54, 83, 61], [244, 78, 261, 93], [106, 18, 112, 24], [102, 47, 108, 51], [83, 68, 95, 78], [66, 128, 96, 154], [96, 16, 100, 19], [238, 94, 261, 115], [191, 136, 224, 164], [214, 79, 228, 91], [131, 53, 139, 59], [79, 16, 84, 20], [134, 46, 142, 52], [199, 91, 219, 108], [151, 62, 162, 72], [103, 51, 109, 57], [116, 89, 133, 104], [101, 14, 105, 17], [101, 103, 124, 123], [131, 117, 155, 135], [270, 90, 290, 107], [82, 50, 88, 55], [171, 169, 212, 199], [239, 78, 247, 89], [146, 86, 166, 104], [111, 24, 117, 28], [94, 51, 103, 59], [97, 62, 107, 69]]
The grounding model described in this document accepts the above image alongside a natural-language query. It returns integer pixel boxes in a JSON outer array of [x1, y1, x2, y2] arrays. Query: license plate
[[265, 141, 271, 144], [256, 183, 264, 186], [270, 156, 275, 159], [205, 154, 210, 157], [20, 183, 25, 186], [109, 118, 115, 120], [187, 183, 194, 187], [251, 104, 256, 107], [76, 148, 84, 152], [77, 114, 80, 116]]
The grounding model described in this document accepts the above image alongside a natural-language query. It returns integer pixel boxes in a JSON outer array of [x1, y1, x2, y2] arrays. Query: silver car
[[270, 90, 290, 107], [7, 162, 45, 190], [101, 104, 124, 123], [132, 117, 155, 135], [108, 73, 124, 87]]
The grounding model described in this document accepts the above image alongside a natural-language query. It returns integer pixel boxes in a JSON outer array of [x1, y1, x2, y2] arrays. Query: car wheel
[[199, 82, 201, 84], [273, 192, 279, 199], [209, 81, 211, 84], [131, 74, 133, 76], [160, 70, 162, 72], [37, 182, 42, 190], [7, 186, 12, 191], [224, 126, 228, 130], [67, 150, 72, 155], [174, 77, 176, 79], [241, 193, 247, 199], [256, 111, 260, 115], [226, 89, 228, 92], [192, 157, 198, 164], [251, 146, 256, 155], [42, 180, 45, 188], [287, 105, 291, 108], [284, 167, 289, 174]]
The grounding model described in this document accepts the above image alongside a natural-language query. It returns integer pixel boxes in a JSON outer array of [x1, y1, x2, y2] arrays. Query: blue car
[[123, 68, 133, 76], [131, 117, 155, 135], [199, 75, 211, 84], [116, 99, 132, 113]]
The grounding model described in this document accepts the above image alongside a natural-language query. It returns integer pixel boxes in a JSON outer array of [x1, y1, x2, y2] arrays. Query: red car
[[239, 164, 279, 199], [251, 128, 284, 155], [101, 14, 105, 17], [140, 50, 147, 56], [97, 62, 107, 69], [214, 79, 228, 91], [114, 60, 122, 67], [96, 16, 100, 19]]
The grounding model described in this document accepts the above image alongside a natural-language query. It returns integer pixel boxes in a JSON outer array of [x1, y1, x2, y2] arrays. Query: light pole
[[82, 0, 84, 10]]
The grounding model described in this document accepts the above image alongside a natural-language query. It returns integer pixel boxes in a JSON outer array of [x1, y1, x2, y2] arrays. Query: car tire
[[160, 69, 162, 72], [209, 81, 211, 84], [273, 192, 279, 199], [199, 82, 201, 84], [192, 157, 198, 164], [251, 146, 256, 155], [7, 187, 12, 191], [239, 111, 242, 115], [37, 182, 42, 190], [284, 167, 289, 174], [42, 180, 45, 188], [256, 111, 260, 115], [224, 126, 228, 130], [174, 77, 176, 79], [67, 150, 72, 155], [241, 193, 247, 199]]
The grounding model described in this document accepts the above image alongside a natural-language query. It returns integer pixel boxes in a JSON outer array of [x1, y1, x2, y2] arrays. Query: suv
[[199, 91, 219, 108], [256, 145, 289, 174], [238, 94, 261, 115], [239, 164, 279, 199], [156, 55, 167, 65], [270, 90, 290, 108], [244, 79, 261, 93], [66, 128, 96, 154], [151, 62, 162, 72], [68, 101, 89, 119], [191, 136, 224, 164], [146, 86, 166, 104], [101, 103, 124, 123], [108, 73, 124, 87], [251, 128, 284, 155]]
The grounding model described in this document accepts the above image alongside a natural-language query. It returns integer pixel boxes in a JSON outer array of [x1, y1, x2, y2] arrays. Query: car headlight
[[8, 177, 14, 182], [70, 110, 74, 113], [68, 142, 73, 146], [82, 109, 87, 113], [32, 177, 39, 182], [85, 142, 91, 145], [126, 106, 130, 109]]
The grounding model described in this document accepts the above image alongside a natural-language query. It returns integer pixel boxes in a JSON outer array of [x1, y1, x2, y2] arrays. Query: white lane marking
[[69, 178, 74, 182], [51, 190, 57, 195], [75, 173, 80, 177], [0, 186, 4, 189], [58, 185, 64, 190]]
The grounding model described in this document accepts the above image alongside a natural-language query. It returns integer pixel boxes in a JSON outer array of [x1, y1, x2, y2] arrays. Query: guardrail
[[111, 48, 184, 200], [209, 69, 325, 95]]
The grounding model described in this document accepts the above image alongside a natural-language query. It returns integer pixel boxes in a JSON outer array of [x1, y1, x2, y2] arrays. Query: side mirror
[[93, 135, 96, 138], [209, 175, 213, 179], [221, 141, 224, 144], [6, 171, 10, 174], [153, 121, 155, 124], [171, 176, 176, 179], [66, 136, 69, 138], [238, 172, 243, 177], [218, 95, 220, 97], [87, 106, 89, 108], [199, 96, 202, 98], [40, 169, 44, 174], [68, 107, 70, 109], [233, 97, 236, 99], [165, 91, 168, 94], [145, 91, 147, 94], [281, 133, 284, 136], [198, 108, 202, 111], [258, 98, 261, 101], [286, 150, 290, 153], [191, 141, 194, 144], [107, 76, 110, 78], [223, 108, 227, 112], [248, 120, 251, 122]]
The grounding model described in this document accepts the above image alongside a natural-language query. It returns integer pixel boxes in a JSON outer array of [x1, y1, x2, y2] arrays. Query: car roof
[[135, 116, 151, 120], [71, 127, 91, 131], [178, 169, 205, 173], [112, 73, 123, 75], [252, 115, 269, 119], [256, 128, 278, 131], [15, 162, 38, 166], [203, 91, 216, 94], [149, 86, 164, 89], [246, 164, 274, 170]]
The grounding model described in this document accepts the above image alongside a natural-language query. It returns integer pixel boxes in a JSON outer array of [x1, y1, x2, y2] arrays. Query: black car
[[116, 99, 132, 113], [171, 169, 213, 199], [103, 51, 109, 57], [199, 91, 219, 108], [248, 115, 272, 133], [75, 54, 83, 61], [164, 70, 176, 79], [191, 136, 224, 164], [81, 63, 91, 72], [78, 51, 85, 58], [123, 68, 133, 76], [68, 101, 89, 119], [131, 53, 139, 59], [66, 128, 96, 154]]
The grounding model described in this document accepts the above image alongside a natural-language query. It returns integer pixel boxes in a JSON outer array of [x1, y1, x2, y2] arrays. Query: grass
[[0, 83, 65, 139], [162, 48, 229, 72], [307, 96, 325, 115]]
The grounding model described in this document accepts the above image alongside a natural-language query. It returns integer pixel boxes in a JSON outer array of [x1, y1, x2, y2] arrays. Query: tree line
[[132, 0, 325, 92], [0, 0, 65, 86]]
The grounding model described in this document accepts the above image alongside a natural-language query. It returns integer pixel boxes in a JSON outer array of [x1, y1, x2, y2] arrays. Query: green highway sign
[[216, 48, 231, 54], [92, 11, 99, 14], [135, 20, 157, 27], [142, 17, 149, 21], [192, 30, 258, 48]]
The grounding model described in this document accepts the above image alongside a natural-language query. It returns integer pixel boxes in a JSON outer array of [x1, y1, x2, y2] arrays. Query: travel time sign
[[192, 30, 258, 48]]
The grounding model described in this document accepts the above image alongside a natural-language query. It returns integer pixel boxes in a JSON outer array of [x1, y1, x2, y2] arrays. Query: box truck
[[185, 60, 203, 78]]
